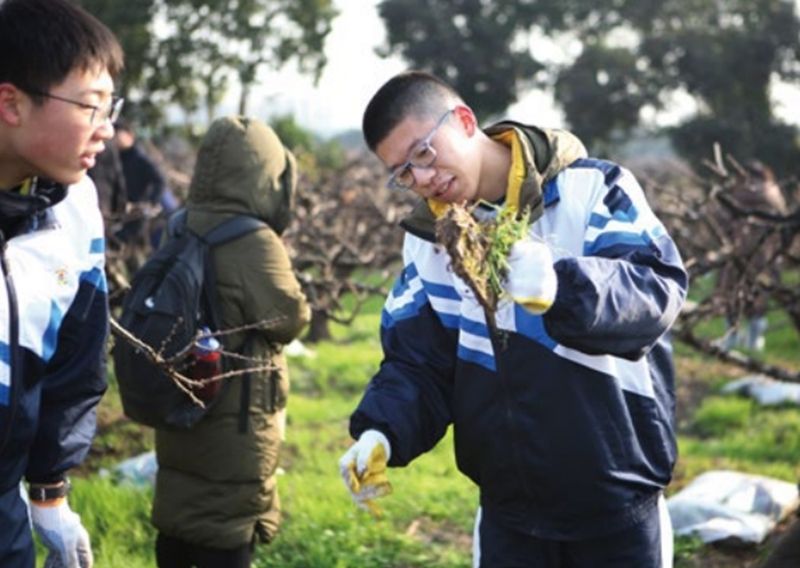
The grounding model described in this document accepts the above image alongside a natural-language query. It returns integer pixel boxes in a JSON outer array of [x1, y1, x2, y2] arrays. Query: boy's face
[[375, 106, 481, 204], [3, 65, 115, 187]]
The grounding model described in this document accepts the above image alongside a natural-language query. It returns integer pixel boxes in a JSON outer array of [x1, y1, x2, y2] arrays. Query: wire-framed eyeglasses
[[26, 90, 124, 125], [387, 108, 454, 191]]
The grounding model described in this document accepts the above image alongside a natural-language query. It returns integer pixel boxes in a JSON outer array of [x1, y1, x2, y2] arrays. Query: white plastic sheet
[[722, 375, 800, 406], [285, 338, 316, 358], [99, 450, 157, 487], [668, 470, 799, 544]]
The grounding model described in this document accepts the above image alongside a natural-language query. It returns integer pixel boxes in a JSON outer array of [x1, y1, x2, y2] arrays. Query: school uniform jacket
[[350, 123, 688, 540], [0, 177, 108, 495]]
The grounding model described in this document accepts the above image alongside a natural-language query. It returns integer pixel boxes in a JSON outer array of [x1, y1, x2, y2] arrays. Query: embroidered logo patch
[[55, 267, 69, 286]]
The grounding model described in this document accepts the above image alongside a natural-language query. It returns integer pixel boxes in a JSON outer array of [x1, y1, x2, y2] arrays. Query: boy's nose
[[95, 118, 115, 141], [410, 165, 436, 187]]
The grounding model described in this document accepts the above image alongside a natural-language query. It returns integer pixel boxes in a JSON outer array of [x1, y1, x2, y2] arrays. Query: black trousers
[[474, 494, 672, 568], [156, 533, 253, 568]]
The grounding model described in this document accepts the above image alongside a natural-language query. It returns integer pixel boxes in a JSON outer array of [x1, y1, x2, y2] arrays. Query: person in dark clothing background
[[115, 119, 166, 208], [88, 142, 127, 226], [88, 142, 130, 304], [114, 119, 169, 272], [713, 160, 788, 352]]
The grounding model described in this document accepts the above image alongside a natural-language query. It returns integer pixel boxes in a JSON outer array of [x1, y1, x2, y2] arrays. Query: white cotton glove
[[30, 500, 93, 568], [503, 238, 558, 315], [338, 429, 392, 516]]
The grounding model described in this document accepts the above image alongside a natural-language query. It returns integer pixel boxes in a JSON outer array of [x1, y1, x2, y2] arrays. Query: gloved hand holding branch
[[338, 430, 392, 516]]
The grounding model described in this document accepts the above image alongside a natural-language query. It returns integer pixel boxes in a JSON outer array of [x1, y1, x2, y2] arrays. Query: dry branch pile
[[641, 146, 800, 381], [283, 154, 416, 340], [106, 141, 800, 398]]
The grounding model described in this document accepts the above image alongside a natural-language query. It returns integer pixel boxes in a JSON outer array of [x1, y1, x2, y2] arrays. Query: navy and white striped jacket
[[0, 177, 108, 494], [351, 154, 688, 539]]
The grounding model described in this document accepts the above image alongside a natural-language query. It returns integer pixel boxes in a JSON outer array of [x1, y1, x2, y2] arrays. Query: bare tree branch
[[641, 149, 800, 381], [109, 315, 286, 407]]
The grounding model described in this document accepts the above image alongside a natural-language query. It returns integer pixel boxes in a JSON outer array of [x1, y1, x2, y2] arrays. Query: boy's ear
[[0, 84, 24, 126], [452, 104, 478, 137]]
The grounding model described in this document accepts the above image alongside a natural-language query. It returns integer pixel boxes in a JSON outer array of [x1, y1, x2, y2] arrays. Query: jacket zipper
[[0, 231, 21, 455], [487, 327, 531, 501]]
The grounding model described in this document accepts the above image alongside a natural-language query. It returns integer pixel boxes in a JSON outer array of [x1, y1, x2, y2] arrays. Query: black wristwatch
[[28, 478, 71, 502]]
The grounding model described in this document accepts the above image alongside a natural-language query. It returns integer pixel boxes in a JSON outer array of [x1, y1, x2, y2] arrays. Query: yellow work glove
[[503, 238, 558, 315], [338, 429, 392, 516]]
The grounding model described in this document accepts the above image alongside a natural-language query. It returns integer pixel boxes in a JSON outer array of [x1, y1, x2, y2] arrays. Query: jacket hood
[[0, 177, 67, 239], [401, 123, 587, 241], [187, 116, 296, 235]]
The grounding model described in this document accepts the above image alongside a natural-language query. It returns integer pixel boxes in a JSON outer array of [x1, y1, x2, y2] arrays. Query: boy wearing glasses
[[339, 71, 687, 567], [0, 0, 123, 566]]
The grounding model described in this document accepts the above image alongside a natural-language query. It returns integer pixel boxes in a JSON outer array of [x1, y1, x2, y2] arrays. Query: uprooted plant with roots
[[435, 202, 531, 330]]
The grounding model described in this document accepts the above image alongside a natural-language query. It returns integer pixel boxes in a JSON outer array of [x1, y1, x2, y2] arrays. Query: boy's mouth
[[433, 177, 454, 200]]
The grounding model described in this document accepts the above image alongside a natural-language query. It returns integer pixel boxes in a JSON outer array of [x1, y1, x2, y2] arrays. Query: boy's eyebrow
[[72, 86, 115, 100]]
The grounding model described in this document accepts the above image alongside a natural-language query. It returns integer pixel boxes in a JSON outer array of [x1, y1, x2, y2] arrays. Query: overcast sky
[[236, 0, 405, 136], [225, 0, 800, 137]]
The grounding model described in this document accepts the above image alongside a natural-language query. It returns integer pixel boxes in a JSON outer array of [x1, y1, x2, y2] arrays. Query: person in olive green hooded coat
[[151, 116, 310, 568]]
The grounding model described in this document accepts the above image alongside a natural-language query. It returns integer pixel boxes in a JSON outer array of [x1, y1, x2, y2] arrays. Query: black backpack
[[112, 209, 266, 430]]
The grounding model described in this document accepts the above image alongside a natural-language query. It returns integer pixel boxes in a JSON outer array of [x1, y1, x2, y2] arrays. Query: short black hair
[[362, 70, 461, 151], [0, 0, 124, 99]]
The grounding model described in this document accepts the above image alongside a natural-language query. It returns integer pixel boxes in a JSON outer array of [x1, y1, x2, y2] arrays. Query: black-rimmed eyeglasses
[[26, 90, 124, 125], [387, 108, 454, 191]]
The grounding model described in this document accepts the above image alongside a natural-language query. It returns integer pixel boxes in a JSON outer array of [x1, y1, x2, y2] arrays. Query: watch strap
[[28, 478, 71, 502]]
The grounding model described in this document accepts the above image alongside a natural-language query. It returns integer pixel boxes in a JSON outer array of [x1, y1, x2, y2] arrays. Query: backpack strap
[[166, 208, 188, 238], [238, 373, 251, 434], [198, 212, 267, 331], [166, 208, 267, 245], [201, 214, 266, 435], [203, 215, 267, 247]]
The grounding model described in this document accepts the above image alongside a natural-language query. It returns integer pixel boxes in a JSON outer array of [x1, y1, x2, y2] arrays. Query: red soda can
[[191, 328, 222, 401]]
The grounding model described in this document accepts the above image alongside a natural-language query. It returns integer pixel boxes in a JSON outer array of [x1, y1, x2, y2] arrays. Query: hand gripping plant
[[435, 202, 531, 332]]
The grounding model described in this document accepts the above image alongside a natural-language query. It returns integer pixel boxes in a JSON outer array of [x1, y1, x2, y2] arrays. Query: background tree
[[83, 0, 337, 125], [633, 0, 800, 175], [377, 0, 800, 175], [554, 43, 655, 155], [79, 1, 157, 101], [377, 0, 543, 122]]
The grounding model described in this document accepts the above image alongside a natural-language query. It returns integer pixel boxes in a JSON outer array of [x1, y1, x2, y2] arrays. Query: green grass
[[57, 307, 475, 568], [260, 322, 477, 568], [46, 294, 800, 568], [260, 421, 475, 568], [690, 396, 755, 437], [72, 478, 156, 567]]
